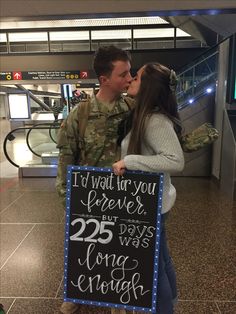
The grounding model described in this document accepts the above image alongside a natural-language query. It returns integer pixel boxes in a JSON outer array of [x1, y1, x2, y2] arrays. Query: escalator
[[174, 45, 218, 176], [3, 122, 60, 177], [176, 34, 235, 200]]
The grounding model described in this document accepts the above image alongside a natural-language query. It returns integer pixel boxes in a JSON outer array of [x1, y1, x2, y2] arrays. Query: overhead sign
[[64, 166, 163, 313], [0, 71, 91, 81], [1, 72, 12, 80]]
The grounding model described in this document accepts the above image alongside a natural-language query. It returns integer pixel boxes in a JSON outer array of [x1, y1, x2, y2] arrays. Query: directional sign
[[80, 71, 88, 79], [13, 72, 22, 80], [0, 71, 81, 81]]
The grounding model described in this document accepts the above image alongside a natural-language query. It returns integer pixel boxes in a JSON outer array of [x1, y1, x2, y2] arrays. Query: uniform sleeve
[[55, 107, 80, 204], [124, 115, 185, 173]]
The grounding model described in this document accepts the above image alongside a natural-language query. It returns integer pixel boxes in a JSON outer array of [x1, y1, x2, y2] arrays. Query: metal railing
[[176, 50, 218, 109]]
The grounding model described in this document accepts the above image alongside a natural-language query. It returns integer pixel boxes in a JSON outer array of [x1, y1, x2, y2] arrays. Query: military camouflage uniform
[[56, 93, 132, 202]]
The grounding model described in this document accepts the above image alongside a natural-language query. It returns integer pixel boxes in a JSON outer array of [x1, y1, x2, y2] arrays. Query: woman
[[113, 63, 184, 314]]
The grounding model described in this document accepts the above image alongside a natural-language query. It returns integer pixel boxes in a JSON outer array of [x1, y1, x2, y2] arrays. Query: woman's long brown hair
[[127, 63, 181, 154]]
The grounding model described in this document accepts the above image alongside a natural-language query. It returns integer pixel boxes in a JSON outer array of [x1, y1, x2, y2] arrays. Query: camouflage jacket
[[56, 93, 134, 201]]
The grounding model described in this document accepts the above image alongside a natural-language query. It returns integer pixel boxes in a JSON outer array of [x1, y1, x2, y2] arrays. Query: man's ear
[[99, 75, 110, 85]]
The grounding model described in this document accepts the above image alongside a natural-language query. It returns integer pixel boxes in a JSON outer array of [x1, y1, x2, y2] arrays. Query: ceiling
[[166, 14, 236, 45], [0, 0, 236, 21], [0, 0, 236, 46]]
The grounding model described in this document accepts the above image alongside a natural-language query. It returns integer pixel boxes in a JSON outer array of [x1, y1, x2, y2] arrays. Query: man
[[56, 45, 133, 314]]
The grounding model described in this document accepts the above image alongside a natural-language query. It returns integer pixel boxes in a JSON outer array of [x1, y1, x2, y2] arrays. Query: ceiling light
[[8, 32, 48, 42], [50, 31, 89, 41], [0, 33, 7, 43], [0, 16, 168, 30]]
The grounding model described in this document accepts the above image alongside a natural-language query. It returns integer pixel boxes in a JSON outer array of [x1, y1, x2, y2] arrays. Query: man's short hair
[[93, 45, 131, 78]]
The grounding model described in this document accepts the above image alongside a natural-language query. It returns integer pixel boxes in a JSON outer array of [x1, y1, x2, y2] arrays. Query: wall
[[212, 39, 230, 179], [0, 48, 206, 81], [220, 109, 236, 200], [0, 94, 8, 118]]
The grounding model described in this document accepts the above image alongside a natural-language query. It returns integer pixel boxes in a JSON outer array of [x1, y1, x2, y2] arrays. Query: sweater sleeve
[[123, 114, 184, 173]]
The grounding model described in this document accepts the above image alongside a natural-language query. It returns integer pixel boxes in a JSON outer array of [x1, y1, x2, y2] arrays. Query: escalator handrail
[[177, 50, 218, 77], [176, 50, 218, 109], [3, 126, 33, 168], [3, 124, 60, 168], [49, 121, 60, 144], [176, 35, 234, 108], [26, 122, 60, 157]]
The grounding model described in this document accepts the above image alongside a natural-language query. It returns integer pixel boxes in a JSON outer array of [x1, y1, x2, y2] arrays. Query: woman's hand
[[112, 159, 126, 176]]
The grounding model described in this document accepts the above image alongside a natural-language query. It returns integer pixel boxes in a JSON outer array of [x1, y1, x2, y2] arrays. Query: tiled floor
[[0, 119, 236, 314]]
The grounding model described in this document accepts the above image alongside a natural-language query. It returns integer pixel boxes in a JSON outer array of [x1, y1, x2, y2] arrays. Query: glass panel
[[176, 50, 218, 108], [176, 39, 204, 48], [50, 42, 63, 52], [0, 43, 7, 53], [29, 98, 42, 114], [91, 40, 131, 51], [50, 41, 90, 52], [134, 39, 174, 49], [9, 43, 26, 52], [26, 43, 49, 52], [27, 124, 59, 157], [9, 42, 49, 53]]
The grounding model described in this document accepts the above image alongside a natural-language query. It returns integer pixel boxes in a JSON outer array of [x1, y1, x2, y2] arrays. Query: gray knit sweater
[[121, 113, 185, 214]]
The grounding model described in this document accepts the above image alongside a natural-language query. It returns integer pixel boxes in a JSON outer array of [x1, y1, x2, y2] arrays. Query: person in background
[[56, 45, 133, 314], [61, 98, 69, 120], [52, 99, 64, 122], [71, 89, 81, 106], [113, 62, 185, 314]]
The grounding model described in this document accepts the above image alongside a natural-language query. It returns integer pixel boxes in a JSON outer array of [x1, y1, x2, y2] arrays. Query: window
[[91, 29, 131, 50], [8, 32, 49, 53], [0, 33, 7, 53], [50, 31, 90, 52]]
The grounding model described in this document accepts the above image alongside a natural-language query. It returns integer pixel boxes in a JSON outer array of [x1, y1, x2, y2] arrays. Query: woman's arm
[[123, 114, 184, 173]]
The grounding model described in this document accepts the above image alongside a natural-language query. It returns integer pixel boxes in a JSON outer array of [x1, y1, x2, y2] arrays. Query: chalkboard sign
[[63, 166, 164, 313]]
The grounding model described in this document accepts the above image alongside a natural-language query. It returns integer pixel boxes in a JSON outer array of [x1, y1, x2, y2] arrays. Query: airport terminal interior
[[0, 120, 235, 314], [0, 1, 236, 313]]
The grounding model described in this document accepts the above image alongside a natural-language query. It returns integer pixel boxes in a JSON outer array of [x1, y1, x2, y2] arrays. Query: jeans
[[156, 214, 177, 314]]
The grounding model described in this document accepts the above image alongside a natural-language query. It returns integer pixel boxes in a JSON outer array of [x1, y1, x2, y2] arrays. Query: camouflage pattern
[[181, 122, 219, 153], [56, 93, 131, 202]]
